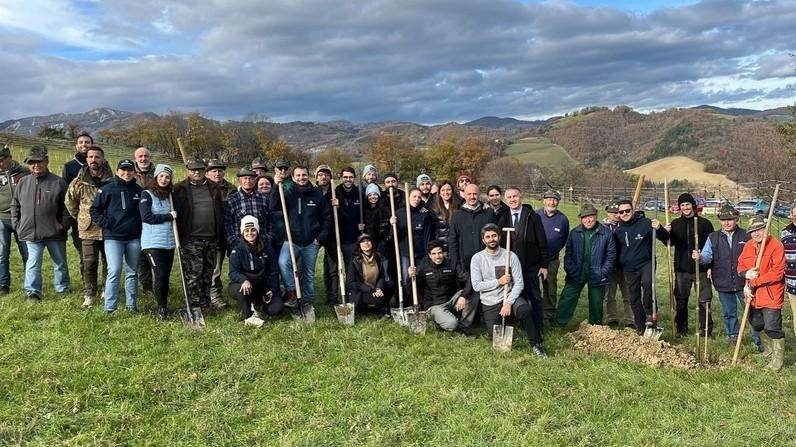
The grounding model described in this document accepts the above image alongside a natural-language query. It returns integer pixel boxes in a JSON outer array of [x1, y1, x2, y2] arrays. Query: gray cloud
[[0, 0, 794, 124]]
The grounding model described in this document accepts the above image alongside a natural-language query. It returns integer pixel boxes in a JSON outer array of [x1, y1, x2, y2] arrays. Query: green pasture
[[1, 142, 795, 445], [500, 137, 577, 168]]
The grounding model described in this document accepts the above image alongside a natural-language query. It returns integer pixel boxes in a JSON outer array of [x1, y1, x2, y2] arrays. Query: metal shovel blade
[[405, 309, 428, 335], [334, 303, 355, 326], [492, 324, 514, 352], [643, 325, 663, 340], [390, 307, 409, 326], [289, 302, 316, 323], [179, 308, 205, 329]]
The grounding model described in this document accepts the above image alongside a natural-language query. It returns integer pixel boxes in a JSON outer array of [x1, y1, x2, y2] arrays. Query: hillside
[[625, 156, 749, 195]]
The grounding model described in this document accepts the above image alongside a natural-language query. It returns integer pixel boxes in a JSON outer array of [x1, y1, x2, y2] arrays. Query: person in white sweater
[[470, 223, 548, 358]]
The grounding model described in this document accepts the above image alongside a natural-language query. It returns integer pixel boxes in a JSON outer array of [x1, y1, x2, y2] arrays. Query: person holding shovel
[[228, 215, 282, 327], [471, 223, 547, 358], [737, 215, 786, 371]]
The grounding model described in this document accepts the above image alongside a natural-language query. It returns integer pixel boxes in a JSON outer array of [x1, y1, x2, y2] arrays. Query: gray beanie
[[362, 164, 377, 179], [365, 183, 380, 197]]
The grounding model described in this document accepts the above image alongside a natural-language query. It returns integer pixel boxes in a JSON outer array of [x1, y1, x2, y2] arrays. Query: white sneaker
[[82, 296, 94, 308], [253, 310, 265, 320], [244, 315, 265, 328]]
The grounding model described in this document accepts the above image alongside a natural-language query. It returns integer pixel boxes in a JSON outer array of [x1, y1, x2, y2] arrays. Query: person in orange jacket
[[738, 215, 786, 371]]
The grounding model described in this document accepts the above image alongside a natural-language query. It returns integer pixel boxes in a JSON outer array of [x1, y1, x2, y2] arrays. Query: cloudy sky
[[0, 0, 794, 124]]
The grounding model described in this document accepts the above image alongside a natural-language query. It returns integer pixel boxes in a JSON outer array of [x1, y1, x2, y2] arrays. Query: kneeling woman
[[346, 233, 392, 316], [228, 215, 283, 327]]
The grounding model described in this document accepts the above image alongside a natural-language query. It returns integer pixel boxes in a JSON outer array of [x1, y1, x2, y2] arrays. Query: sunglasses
[[618, 209, 633, 215]]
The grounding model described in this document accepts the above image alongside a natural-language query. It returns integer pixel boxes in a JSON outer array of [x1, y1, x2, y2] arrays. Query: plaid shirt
[[223, 187, 271, 249]]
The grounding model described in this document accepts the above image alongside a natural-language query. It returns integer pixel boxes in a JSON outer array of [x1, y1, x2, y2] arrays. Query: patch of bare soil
[[568, 322, 720, 369], [625, 156, 750, 196]]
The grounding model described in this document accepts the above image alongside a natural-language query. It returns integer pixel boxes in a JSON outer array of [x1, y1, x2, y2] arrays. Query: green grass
[[1, 142, 796, 445], [500, 137, 577, 168]]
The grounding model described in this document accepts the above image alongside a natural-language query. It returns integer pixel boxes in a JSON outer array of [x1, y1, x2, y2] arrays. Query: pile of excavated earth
[[567, 322, 733, 369]]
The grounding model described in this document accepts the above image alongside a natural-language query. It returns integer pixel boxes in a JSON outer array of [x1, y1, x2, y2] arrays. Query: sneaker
[[104, 309, 116, 316], [244, 315, 265, 327], [26, 292, 40, 303], [532, 344, 549, 359], [156, 307, 168, 321], [0, 287, 9, 296], [82, 295, 95, 308], [253, 310, 265, 320]]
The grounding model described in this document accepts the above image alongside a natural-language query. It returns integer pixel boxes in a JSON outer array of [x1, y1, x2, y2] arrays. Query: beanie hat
[[314, 164, 332, 177], [153, 164, 173, 178], [365, 183, 380, 197], [240, 215, 259, 234], [456, 174, 471, 186], [416, 174, 432, 187], [383, 171, 398, 182], [677, 193, 696, 207], [362, 164, 377, 179]]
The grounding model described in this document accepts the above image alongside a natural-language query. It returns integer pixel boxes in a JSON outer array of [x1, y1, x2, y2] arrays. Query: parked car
[[669, 197, 705, 214], [643, 200, 666, 212], [774, 204, 792, 218], [736, 199, 769, 216], [702, 198, 732, 215]]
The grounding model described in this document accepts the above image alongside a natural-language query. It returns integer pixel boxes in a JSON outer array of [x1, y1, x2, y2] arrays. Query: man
[[273, 157, 292, 189], [361, 164, 379, 189], [555, 203, 616, 326], [65, 145, 112, 307], [417, 174, 433, 204], [602, 201, 633, 328], [455, 174, 472, 201], [695, 205, 762, 349], [133, 146, 154, 294], [381, 172, 405, 210], [486, 185, 510, 224], [412, 240, 477, 331], [613, 199, 655, 335], [251, 157, 269, 177], [653, 193, 714, 337], [537, 189, 569, 323], [206, 158, 235, 309], [314, 164, 338, 305], [224, 168, 271, 253], [471, 223, 547, 358], [173, 159, 225, 309], [11, 146, 71, 301], [61, 131, 94, 279], [324, 166, 361, 305], [738, 215, 786, 372], [448, 183, 497, 279], [0, 144, 29, 294], [499, 187, 548, 332], [779, 205, 796, 337], [272, 165, 331, 313]]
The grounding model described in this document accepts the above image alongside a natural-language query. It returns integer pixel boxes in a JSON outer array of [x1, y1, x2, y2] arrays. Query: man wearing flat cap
[[172, 158, 224, 310], [653, 192, 714, 337], [12, 146, 71, 302], [251, 157, 268, 177], [555, 203, 616, 326], [537, 189, 569, 324], [224, 167, 271, 255]]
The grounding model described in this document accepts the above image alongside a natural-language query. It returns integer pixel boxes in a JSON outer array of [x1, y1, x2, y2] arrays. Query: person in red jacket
[[738, 215, 786, 372]]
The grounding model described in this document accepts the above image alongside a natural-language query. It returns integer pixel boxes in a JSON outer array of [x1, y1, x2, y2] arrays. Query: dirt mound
[[568, 322, 699, 369]]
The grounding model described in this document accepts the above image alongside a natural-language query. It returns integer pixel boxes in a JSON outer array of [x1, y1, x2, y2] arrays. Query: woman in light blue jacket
[[139, 164, 176, 321]]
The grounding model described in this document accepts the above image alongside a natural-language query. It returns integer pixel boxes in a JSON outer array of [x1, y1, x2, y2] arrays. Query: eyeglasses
[[276, 166, 289, 171], [618, 209, 633, 215]]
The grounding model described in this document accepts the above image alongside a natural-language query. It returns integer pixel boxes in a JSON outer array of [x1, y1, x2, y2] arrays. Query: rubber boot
[[755, 336, 772, 360], [765, 338, 785, 372]]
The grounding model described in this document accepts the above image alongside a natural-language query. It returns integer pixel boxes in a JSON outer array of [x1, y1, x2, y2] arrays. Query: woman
[[228, 215, 283, 327], [362, 183, 390, 258], [139, 164, 177, 321], [428, 180, 459, 252], [257, 175, 273, 195], [394, 188, 433, 301], [346, 233, 391, 316]]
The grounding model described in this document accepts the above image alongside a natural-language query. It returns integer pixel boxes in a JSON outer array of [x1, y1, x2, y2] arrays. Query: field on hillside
[[500, 137, 577, 168], [626, 156, 752, 198]]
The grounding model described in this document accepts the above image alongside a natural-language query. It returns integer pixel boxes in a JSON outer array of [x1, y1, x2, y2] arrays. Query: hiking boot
[[284, 290, 298, 308], [532, 343, 549, 359], [26, 292, 40, 303], [82, 295, 95, 308], [156, 307, 168, 322], [244, 315, 265, 328], [765, 338, 785, 372]]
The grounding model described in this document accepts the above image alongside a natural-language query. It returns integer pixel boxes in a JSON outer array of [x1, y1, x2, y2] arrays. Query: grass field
[[1, 144, 796, 445], [499, 137, 577, 168]]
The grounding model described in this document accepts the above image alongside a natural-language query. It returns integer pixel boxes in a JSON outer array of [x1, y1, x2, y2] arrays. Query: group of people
[[0, 132, 789, 368]]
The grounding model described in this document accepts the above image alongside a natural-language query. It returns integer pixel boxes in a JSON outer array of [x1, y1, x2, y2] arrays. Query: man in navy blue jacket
[[537, 189, 569, 323]]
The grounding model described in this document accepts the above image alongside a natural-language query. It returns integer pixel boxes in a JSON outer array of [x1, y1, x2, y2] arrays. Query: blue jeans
[[0, 219, 27, 290], [279, 241, 320, 302], [24, 240, 69, 295], [104, 239, 140, 311], [718, 290, 762, 344]]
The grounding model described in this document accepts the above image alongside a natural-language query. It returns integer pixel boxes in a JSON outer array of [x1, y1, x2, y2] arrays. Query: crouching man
[[411, 240, 478, 331], [471, 224, 547, 358]]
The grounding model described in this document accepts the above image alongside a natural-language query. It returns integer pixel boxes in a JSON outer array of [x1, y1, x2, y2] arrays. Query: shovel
[[493, 227, 515, 352], [169, 195, 205, 330], [278, 182, 315, 324], [387, 186, 408, 326], [644, 185, 663, 340], [330, 178, 355, 326], [403, 182, 427, 335]]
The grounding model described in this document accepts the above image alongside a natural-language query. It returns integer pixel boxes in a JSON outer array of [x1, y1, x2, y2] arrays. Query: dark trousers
[[70, 223, 83, 279], [624, 262, 654, 332], [229, 281, 284, 319], [322, 242, 339, 304], [138, 250, 153, 292], [523, 266, 545, 332], [80, 239, 106, 298], [350, 283, 393, 315], [749, 307, 784, 340], [143, 248, 174, 308], [482, 297, 542, 345], [674, 270, 713, 334]]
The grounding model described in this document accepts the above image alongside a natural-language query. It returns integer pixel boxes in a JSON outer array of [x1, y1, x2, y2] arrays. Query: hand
[[331, 198, 339, 207], [651, 219, 660, 230], [169, 210, 177, 219], [357, 223, 365, 232], [499, 301, 512, 317], [538, 268, 548, 281], [389, 216, 397, 225], [664, 224, 671, 232], [706, 268, 712, 280], [691, 249, 700, 261], [743, 284, 754, 301], [455, 296, 467, 311], [407, 266, 416, 278], [498, 273, 511, 285], [240, 280, 252, 295], [745, 268, 759, 280]]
